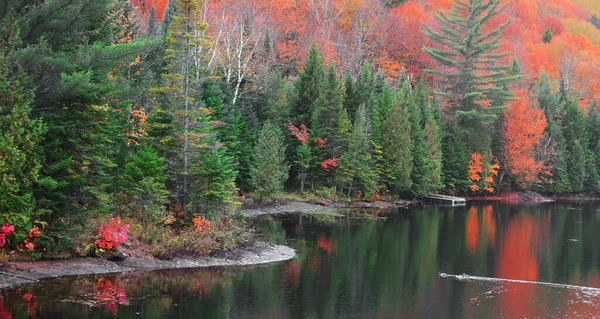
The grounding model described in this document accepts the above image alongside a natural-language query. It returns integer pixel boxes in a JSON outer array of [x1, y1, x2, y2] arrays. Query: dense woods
[[2, 0, 600, 255]]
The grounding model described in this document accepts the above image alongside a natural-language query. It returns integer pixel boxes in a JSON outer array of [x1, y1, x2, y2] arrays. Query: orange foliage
[[128, 0, 600, 104], [468, 153, 483, 192], [483, 160, 500, 193], [502, 96, 547, 186]]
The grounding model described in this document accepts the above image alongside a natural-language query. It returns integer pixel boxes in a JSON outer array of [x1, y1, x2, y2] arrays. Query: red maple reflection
[[317, 236, 333, 252], [283, 260, 301, 284], [22, 292, 35, 318], [93, 278, 129, 314], [0, 299, 11, 319]]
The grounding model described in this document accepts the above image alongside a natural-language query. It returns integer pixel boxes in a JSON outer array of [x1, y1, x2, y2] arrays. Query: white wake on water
[[439, 272, 600, 296]]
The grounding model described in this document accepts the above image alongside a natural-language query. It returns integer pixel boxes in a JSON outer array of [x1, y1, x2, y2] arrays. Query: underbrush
[[130, 217, 250, 260]]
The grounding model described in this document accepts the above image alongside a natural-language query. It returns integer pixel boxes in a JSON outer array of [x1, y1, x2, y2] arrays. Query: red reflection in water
[[482, 205, 496, 247], [283, 260, 301, 284], [466, 206, 479, 255], [93, 278, 129, 314], [317, 236, 333, 252], [0, 299, 11, 319], [22, 292, 36, 318], [587, 272, 600, 288], [497, 214, 540, 317], [193, 282, 209, 296]]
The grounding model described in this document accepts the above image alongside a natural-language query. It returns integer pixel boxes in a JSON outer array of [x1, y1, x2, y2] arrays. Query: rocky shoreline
[[0, 240, 295, 290]]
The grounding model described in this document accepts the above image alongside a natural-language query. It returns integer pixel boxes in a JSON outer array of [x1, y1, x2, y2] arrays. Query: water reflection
[[1, 203, 600, 318]]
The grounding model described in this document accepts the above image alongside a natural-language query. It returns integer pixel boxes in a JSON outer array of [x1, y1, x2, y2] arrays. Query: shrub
[[95, 218, 130, 252]]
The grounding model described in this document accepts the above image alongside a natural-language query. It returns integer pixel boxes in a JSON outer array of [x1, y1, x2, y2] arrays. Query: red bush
[[95, 218, 130, 252]]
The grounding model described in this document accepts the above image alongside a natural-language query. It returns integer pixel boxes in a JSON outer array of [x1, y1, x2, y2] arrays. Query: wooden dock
[[423, 194, 467, 206]]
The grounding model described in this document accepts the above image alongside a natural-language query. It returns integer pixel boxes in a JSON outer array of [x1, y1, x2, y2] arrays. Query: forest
[[1, 0, 600, 256]]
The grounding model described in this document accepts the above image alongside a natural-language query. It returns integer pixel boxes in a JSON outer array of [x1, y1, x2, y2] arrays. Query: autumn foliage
[[95, 218, 130, 252], [502, 97, 547, 186]]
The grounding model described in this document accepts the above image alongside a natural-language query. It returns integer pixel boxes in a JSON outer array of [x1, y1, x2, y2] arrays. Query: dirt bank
[[0, 240, 294, 290]]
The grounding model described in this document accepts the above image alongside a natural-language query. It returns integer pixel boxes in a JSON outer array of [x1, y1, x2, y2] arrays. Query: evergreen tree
[[312, 65, 351, 160], [251, 122, 289, 201], [563, 100, 588, 193], [381, 95, 413, 193], [587, 101, 600, 193], [123, 146, 168, 225], [535, 74, 570, 193], [192, 148, 238, 215], [290, 43, 324, 127], [404, 83, 429, 196], [441, 129, 470, 194], [338, 105, 378, 197], [15, 0, 152, 237], [543, 28, 553, 44], [346, 63, 374, 122], [154, 0, 212, 215], [0, 17, 45, 236], [423, 0, 519, 154], [416, 80, 443, 193]]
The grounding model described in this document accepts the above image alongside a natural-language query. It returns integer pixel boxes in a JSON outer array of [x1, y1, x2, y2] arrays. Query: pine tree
[[423, 0, 520, 154], [123, 146, 169, 225], [17, 0, 151, 233], [587, 101, 600, 193], [563, 100, 588, 193], [441, 129, 470, 194], [346, 63, 374, 122], [192, 148, 238, 215], [535, 73, 569, 193], [0, 17, 45, 235], [542, 28, 553, 44], [381, 95, 413, 193], [251, 122, 289, 201], [312, 65, 351, 160], [290, 43, 324, 127], [154, 0, 211, 215], [338, 105, 378, 197], [416, 80, 443, 194]]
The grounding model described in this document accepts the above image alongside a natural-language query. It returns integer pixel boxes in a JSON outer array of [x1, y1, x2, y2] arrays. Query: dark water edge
[[3, 202, 600, 318]]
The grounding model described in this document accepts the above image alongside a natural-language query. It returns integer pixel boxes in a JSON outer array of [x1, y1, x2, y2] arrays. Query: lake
[[2, 202, 600, 318]]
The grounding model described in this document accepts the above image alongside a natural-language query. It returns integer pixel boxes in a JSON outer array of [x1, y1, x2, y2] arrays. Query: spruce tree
[[535, 74, 568, 193], [192, 148, 238, 215], [338, 105, 378, 197], [543, 29, 553, 44], [561, 100, 590, 193], [587, 101, 600, 193], [381, 95, 413, 193], [123, 146, 169, 225], [290, 43, 324, 127], [0, 18, 45, 235], [404, 83, 429, 196], [441, 129, 470, 194], [423, 0, 519, 154], [16, 0, 152, 234], [154, 0, 212, 215], [416, 80, 443, 194], [312, 65, 351, 160], [251, 122, 289, 201]]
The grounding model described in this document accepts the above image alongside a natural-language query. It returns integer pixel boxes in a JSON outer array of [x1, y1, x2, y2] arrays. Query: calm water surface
[[3, 203, 600, 318]]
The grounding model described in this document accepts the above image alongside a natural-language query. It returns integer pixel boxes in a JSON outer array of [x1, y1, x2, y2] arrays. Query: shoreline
[[0, 240, 295, 290], [0, 193, 588, 290]]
